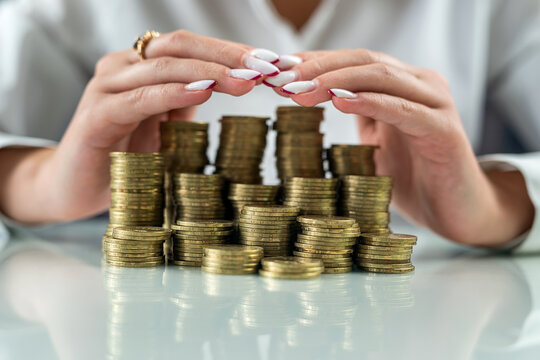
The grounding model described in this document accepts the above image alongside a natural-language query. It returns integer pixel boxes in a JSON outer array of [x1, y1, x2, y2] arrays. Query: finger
[[331, 92, 436, 137], [291, 49, 416, 82], [281, 64, 445, 108], [101, 57, 259, 96], [103, 83, 213, 127], [140, 30, 280, 75]]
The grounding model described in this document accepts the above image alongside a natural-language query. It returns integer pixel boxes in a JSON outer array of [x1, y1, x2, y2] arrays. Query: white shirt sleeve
[[0, 0, 88, 150]]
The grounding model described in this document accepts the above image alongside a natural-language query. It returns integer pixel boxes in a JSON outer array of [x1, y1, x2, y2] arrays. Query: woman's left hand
[[272, 49, 534, 247]]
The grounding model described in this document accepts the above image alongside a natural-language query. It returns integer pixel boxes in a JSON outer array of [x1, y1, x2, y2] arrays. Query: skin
[[0, 2, 534, 247]]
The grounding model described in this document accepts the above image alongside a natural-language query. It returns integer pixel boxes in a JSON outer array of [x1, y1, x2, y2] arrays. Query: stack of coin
[[215, 116, 269, 184], [102, 226, 170, 267], [355, 233, 417, 273], [228, 183, 280, 219], [202, 245, 264, 275], [160, 121, 209, 229], [339, 175, 393, 234], [109, 152, 164, 227], [274, 106, 325, 181], [173, 173, 226, 221], [159, 121, 209, 173], [294, 215, 360, 274], [238, 205, 300, 256], [328, 144, 378, 177], [170, 220, 233, 266], [283, 177, 338, 215], [259, 256, 324, 280]]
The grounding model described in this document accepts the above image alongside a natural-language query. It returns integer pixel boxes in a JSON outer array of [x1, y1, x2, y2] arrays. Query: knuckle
[[94, 55, 112, 75], [375, 63, 395, 79], [398, 99, 416, 116], [128, 87, 149, 114], [151, 57, 173, 73]]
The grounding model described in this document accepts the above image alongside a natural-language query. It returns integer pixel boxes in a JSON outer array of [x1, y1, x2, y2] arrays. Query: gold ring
[[133, 30, 160, 60]]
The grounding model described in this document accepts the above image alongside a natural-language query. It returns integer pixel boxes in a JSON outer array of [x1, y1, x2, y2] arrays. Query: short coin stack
[[227, 184, 279, 220], [328, 144, 378, 177], [339, 175, 393, 235], [283, 177, 338, 216], [159, 121, 209, 173], [274, 106, 325, 181], [170, 220, 233, 266], [103, 226, 170, 267], [259, 256, 324, 280], [109, 152, 165, 227], [355, 233, 417, 273], [202, 245, 264, 275], [238, 205, 300, 256], [173, 173, 226, 221], [294, 216, 360, 274], [215, 116, 269, 184]]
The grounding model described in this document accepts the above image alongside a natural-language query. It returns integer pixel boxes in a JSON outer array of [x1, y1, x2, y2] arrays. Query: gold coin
[[201, 266, 257, 275], [105, 259, 165, 267], [292, 251, 351, 259], [323, 266, 353, 274], [259, 269, 322, 280], [297, 215, 356, 228], [169, 259, 202, 267], [359, 265, 415, 274]]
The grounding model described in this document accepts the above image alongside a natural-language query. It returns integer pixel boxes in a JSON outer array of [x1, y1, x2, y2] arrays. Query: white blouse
[[0, 0, 539, 251]]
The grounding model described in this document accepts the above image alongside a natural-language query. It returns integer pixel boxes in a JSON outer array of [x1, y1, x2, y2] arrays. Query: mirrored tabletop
[[1, 216, 539, 360]]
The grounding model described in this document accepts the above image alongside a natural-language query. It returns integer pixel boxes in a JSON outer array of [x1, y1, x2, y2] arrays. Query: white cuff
[[479, 152, 540, 254]]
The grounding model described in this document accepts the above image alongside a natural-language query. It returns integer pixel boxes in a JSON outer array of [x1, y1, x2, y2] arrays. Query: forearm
[[0, 147, 60, 224]]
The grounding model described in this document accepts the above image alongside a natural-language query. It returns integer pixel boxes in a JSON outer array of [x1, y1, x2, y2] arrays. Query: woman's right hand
[[1, 31, 282, 223]]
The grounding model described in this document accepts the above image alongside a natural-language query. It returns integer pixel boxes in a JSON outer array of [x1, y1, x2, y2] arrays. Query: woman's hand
[[0, 31, 283, 224], [276, 49, 534, 246]]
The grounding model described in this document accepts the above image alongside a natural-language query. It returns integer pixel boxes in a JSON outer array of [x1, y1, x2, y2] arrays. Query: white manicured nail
[[244, 56, 280, 76], [228, 69, 262, 80], [275, 55, 302, 69], [263, 70, 298, 87], [281, 81, 316, 94], [329, 88, 356, 98], [250, 48, 279, 63], [185, 80, 217, 90]]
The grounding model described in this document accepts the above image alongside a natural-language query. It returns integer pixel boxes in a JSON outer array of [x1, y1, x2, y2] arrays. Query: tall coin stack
[[215, 116, 269, 184], [238, 205, 300, 256], [274, 106, 325, 181], [170, 220, 233, 266], [173, 173, 226, 221], [294, 216, 360, 274], [328, 144, 377, 177], [355, 233, 417, 273], [339, 175, 393, 235], [160, 121, 209, 228], [228, 183, 280, 219], [202, 245, 264, 275], [102, 226, 170, 267], [283, 177, 338, 215], [109, 152, 164, 227]]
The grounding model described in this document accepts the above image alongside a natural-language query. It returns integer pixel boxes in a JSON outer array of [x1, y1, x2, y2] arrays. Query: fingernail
[[281, 81, 316, 95], [263, 70, 298, 87], [250, 48, 280, 63], [275, 55, 302, 69], [228, 69, 262, 80], [328, 88, 356, 98], [185, 80, 217, 90], [244, 56, 280, 76]]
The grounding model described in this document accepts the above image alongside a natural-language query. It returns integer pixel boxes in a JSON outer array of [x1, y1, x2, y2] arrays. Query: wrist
[[483, 169, 535, 244]]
